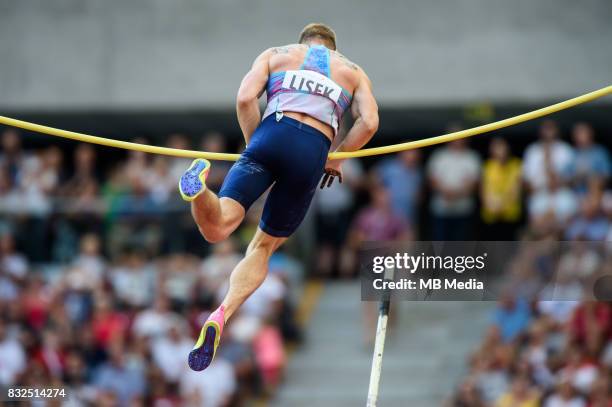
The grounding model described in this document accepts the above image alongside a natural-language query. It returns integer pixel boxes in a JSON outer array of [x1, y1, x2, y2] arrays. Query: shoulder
[[267, 43, 306, 55], [331, 50, 361, 72]]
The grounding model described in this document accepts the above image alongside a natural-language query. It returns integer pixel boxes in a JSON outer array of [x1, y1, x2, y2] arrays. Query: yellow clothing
[[495, 392, 539, 407], [481, 158, 522, 223]]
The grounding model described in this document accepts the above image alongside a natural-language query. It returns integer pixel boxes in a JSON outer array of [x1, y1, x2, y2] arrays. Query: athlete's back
[[267, 43, 361, 95]]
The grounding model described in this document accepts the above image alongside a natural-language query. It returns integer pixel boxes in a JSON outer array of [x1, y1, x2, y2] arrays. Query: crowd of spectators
[[1, 117, 610, 406], [0, 128, 303, 406], [446, 121, 612, 406]]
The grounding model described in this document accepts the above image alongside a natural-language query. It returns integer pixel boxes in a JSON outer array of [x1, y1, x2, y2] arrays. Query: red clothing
[[570, 303, 612, 344], [92, 312, 129, 346]]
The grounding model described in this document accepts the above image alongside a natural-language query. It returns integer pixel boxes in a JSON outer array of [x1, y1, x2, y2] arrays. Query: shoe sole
[[179, 159, 210, 202], [188, 321, 220, 371]]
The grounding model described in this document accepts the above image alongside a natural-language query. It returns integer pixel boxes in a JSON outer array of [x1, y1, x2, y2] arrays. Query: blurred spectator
[[495, 376, 540, 407], [449, 377, 485, 407], [91, 296, 129, 348], [180, 357, 236, 407], [0, 232, 28, 302], [523, 120, 575, 193], [373, 149, 422, 225], [349, 184, 411, 243], [159, 253, 199, 308], [253, 319, 286, 391], [71, 233, 106, 284], [200, 131, 233, 192], [492, 295, 531, 343], [0, 165, 22, 214], [61, 143, 99, 197], [315, 158, 363, 276], [20, 146, 63, 215], [427, 129, 481, 241], [544, 379, 586, 407], [0, 317, 26, 386], [565, 194, 609, 241], [200, 239, 241, 300], [110, 249, 157, 308], [166, 134, 192, 181], [525, 121, 578, 229], [0, 128, 38, 185], [151, 318, 192, 383], [146, 155, 177, 204], [344, 184, 411, 276], [93, 339, 146, 405], [571, 122, 610, 194], [481, 138, 522, 240], [132, 295, 175, 339]]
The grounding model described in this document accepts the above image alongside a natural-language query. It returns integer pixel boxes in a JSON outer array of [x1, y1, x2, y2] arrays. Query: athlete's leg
[[191, 191, 245, 243], [188, 227, 284, 371], [221, 228, 286, 321]]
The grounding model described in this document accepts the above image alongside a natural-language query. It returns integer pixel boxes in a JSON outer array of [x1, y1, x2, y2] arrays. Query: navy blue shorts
[[219, 115, 331, 237]]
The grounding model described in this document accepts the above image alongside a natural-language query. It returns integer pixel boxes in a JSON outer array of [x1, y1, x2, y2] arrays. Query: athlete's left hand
[[320, 160, 343, 189]]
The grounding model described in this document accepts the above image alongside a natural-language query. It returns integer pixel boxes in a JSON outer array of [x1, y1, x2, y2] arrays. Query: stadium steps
[[271, 280, 492, 407]]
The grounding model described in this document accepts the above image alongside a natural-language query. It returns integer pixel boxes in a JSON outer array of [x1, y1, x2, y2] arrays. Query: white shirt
[[523, 141, 575, 191], [427, 147, 481, 215], [152, 336, 193, 382], [0, 337, 26, 385], [181, 358, 236, 407]]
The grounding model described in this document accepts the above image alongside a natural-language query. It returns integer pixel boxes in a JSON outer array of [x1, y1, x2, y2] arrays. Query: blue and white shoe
[[179, 158, 211, 202]]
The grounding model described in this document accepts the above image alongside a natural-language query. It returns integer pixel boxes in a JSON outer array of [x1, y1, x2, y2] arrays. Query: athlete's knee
[[199, 225, 231, 244], [247, 231, 286, 256]]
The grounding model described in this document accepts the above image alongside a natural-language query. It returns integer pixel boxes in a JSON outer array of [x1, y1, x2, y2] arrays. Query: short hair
[[299, 23, 337, 50]]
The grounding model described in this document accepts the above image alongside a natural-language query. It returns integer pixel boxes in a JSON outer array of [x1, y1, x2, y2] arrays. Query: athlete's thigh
[[259, 161, 323, 238], [218, 152, 274, 213]]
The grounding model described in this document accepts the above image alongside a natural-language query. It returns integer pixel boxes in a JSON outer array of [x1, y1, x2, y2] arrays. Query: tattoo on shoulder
[[271, 45, 297, 54], [334, 52, 359, 71]]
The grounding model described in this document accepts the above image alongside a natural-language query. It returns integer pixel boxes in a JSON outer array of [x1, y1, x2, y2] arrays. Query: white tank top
[[262, 45, 353, 135]]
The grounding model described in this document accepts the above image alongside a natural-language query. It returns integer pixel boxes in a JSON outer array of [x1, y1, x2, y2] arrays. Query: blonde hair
[[298, 23, 337, 50]]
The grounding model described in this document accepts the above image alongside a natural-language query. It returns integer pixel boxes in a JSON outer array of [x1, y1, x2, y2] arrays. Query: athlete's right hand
[[320, 159, 343, 189]]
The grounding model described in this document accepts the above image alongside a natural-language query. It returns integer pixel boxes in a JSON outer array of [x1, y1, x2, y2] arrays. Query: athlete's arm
[[321, 70, 378, 188], [236, 49, 272, 144], [336, 71, 379, 154]]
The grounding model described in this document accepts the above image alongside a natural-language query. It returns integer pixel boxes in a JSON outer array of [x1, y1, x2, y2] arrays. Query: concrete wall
[[0, 0, 610, 110]]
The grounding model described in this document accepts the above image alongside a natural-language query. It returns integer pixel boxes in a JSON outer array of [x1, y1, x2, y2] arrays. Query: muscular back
[[267, 44, 361, 97], [236, 41, 377, 145]]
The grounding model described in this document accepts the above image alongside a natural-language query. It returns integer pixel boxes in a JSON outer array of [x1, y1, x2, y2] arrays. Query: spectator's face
[[581, 196, 600, 219], [399, 150, 420, 167], [572, 123, 594, 148], [449, 139, 467, 151], [1, 130, 20, 153], [490, 139, 509, 161], [75, 144, 95, 169], [154, 296, 170, 312], [128, 138, 148, 161], [168, 325, 182, 342], [167, 134, 189, 150], [539, 120, 559, 142], [201, 133, 226, 153], [80, 234, 101, 256], [372, 187, 390, 209], [511, 378, 529, 397], [65, 352, 85, 381], [0, 234, 15, 255], [499, 294, 515, 310], [44, 147, 63, 168]]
